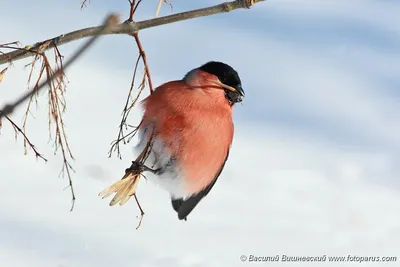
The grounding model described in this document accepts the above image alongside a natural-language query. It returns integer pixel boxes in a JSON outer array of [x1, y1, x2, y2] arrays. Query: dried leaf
[[0, 67, 8, 83]]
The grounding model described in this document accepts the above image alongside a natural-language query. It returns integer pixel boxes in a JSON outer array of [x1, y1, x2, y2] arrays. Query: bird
[[99, 61, 245, 220]]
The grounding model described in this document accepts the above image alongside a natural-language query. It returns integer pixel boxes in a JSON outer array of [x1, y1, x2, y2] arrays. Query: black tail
[[171, 198, 187, 221], [171, 193, 206, 221]]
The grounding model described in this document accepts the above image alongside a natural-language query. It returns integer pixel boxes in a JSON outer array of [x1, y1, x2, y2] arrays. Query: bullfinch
[[99, 61, 244, 220]]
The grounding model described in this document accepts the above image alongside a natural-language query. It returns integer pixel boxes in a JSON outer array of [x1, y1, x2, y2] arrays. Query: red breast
[[139, 71, 234, 195]]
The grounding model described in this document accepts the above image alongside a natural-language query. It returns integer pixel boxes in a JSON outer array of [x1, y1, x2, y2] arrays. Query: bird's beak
[[208, 80, 245, 96]]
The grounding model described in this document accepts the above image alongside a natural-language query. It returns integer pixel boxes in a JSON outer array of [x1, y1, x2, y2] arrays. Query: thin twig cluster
[[108, 0, 155, 162], [0, 14, 120, 210]]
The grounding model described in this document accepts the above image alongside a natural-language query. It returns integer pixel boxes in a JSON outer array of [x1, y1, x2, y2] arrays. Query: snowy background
[[1, 0, 400, 266]]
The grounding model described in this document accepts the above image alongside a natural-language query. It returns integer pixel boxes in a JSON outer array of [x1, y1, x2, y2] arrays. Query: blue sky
[[1, 0, 400, 266]]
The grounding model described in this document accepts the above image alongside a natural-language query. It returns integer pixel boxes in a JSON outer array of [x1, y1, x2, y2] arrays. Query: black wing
[[171, 150, 230, 220]]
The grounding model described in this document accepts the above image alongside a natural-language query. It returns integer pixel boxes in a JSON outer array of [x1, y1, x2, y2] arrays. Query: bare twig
[[0, 0, 265, 66], [81, 0, 90, 9], [0, 113, 47, 162], [108, 53, 142, 159], [132, 33, 153, 94], [0, 41, 20, 47], [128, 0, 143, 21], [108, 124, 140, 158], [108, 58, 148, 159], [128, 0, 136, 21], [134, 194, 144, 229]]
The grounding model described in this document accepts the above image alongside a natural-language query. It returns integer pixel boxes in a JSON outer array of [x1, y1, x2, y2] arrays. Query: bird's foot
[[241, 0, 255, 9], [126, 161, 160, 174]]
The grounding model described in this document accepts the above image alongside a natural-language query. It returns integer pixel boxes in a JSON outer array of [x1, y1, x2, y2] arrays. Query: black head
[[199, 61, 245, 105]]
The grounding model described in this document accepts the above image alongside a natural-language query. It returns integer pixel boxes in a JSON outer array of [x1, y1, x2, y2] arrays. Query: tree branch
[[132, 32, 153, 93], [0, 0, 265, 66]]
